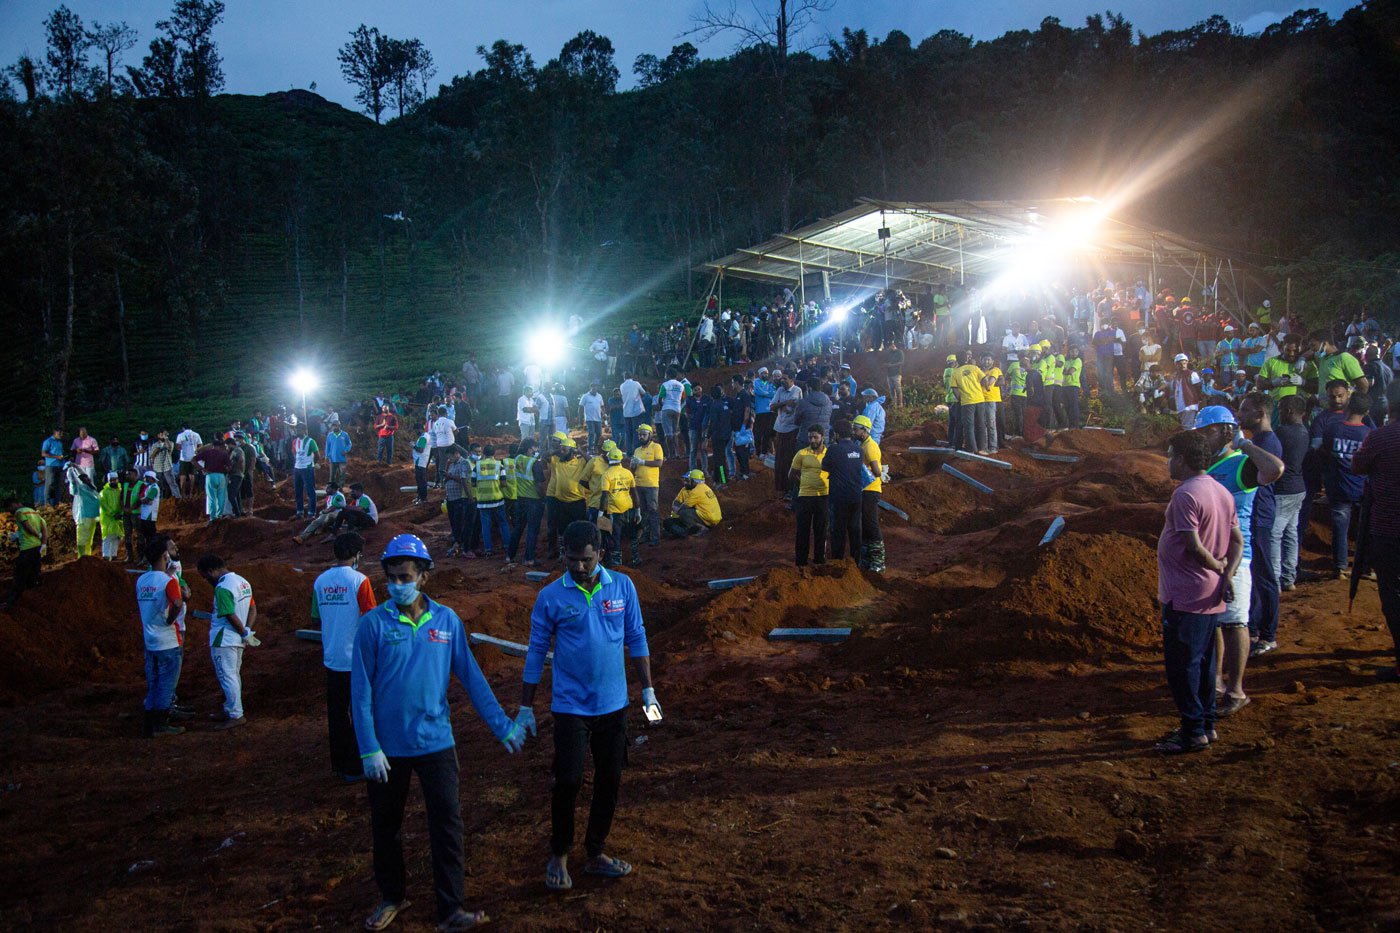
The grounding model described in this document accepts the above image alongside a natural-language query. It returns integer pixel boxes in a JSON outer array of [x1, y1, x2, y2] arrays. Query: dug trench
[[1, 411, 1397, 929]]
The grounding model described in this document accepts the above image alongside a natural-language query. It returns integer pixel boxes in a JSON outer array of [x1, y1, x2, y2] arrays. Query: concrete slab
[[768, 627, 853, 643], [940, 463, 995, 495], [524, 571, 551, 582], [398, 485, 418, 492], [1039, 516, 1067, 547], [469, 632, 551, 664], [952, 449, 1013, 470], [708, 576, 756, 590], [295, 629, 323, 643], [908, 446, 955, 454], [1084, 427, 1126, 435], [878, 500, 910, 521], [1027, 451, 1080, 464]]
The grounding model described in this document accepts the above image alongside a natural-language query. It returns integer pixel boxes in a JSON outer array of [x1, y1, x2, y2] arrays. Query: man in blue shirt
[[516, 520, 656, 893], [351, 534, 527, 932], [40, 429, 65, 506]]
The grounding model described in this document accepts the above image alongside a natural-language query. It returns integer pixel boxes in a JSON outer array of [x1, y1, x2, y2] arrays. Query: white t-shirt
[[292, 436, 318, 470], [209, 571, 254, 648], [660, 379, 686, 412], [412, 433, 432, 468], [348, 493, 379, 524], [430, 416, 457, 448], [138, 481, 160, 521], [175, 429, 202, 462], [580, 391, 604, 422], [620, 378, 644, 417], [136, 570, 183, 652], [1112, 328, 1126, 357], [517, 395, 537, 427], [699, 318, 715, 341], [590, 339, 609, 362], [312, 565, 376, 672]]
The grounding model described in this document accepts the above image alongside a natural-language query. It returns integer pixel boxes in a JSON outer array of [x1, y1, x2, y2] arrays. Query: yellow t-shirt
[[554, 457, 590, 502], [861, 436, 882, 493], [952, 365, 986, 405], [631, 441, 664, 488], [584, 456, 608, 509], [601, 465, 635, 514], [546, 455, 562, 498], [675, 483, 722, 525], [790, 445, 830, 497], [982, 366, 1003, 403]]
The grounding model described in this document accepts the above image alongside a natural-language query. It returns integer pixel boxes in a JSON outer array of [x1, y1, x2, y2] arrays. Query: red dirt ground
[[2, 359, 1398, 931]]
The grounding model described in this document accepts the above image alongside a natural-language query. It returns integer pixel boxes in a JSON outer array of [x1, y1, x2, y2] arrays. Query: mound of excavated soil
[[688, 561, 878, 641]]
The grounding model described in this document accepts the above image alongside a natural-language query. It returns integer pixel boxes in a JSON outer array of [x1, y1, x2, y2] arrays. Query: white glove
[[243, 634, 261, 647], [1288, 373, 1304, 386], [363, 751, 391, 783], [39, 544, 48, 558], [641, 687, 662, 721]]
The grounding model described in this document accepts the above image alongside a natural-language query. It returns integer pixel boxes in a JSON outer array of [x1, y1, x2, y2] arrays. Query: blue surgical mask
[[386, 582, 419, 607]]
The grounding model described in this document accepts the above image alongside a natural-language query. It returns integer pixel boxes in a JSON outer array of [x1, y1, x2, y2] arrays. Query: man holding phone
[[516, 520, 658, 893]]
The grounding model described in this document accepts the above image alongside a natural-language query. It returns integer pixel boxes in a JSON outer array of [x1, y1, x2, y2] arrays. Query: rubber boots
[[858, 544, 871, 570], [868, 542, 886, 574], [153, 709, 186, 736]]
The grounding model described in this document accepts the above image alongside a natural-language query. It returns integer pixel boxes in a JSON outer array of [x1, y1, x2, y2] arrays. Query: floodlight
[[289, 368, 320, 395], [831, 304, 851, 323], [525, 327, 567, 367]]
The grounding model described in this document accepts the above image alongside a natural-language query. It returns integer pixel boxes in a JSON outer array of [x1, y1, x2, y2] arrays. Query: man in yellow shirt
[[1061, 345, 1084, 429], [630, 424, 665, 546], [665, 470, 722, 537], [852, 415, 885, 574], [598, 448, 641, 566], [583, 442, 611, 521], [951, 354, 986, 454], [550, 439, 590, 558], [787, 425, 830, 566], [979, 352, 1002, 455]]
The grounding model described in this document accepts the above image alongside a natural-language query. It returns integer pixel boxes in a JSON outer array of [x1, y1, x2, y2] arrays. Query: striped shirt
[[1353, 421, 1400, 538]]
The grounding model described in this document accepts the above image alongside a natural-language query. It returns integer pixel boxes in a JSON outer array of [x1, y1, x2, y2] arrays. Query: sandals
[[1155, 732, 1210, 755], [365, 900, 409, 931], [583, 855, 633, 879], [436, 908, 490, 932], [545, 859, 573, 891], [1216, 695, 1251, 718]]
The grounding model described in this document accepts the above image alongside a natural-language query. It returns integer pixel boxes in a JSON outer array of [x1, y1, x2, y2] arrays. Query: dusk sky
[[2, 1, 1357, 111]]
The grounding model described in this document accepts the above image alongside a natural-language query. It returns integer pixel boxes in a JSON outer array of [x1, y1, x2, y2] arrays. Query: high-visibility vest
[[513, 454, 540, 499], [475, 458, 503, 503], [1007, 362, 1027, 397], [502, 457, 517, 499], [1063, 357, 1083, 388]]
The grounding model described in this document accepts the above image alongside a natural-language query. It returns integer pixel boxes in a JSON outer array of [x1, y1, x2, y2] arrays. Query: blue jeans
[[377, 435, 394, 463], [144, 647, 183, 711], [508, 498, 544, 562], [1249, 515, 1280, 642], [478, 505, 508, 553], [1330, 500, 1358, 571], [688, 428, 704, 470], [957, 402, 983, 452], [294, 466, 316, 516], [586, 421, 602, 452], [1270, 491, 1305, 587], [624, 415, 643, 453], [205, 473, 228, 520], [44, 465, 63, 506], [1161, 604, 1220, 739]]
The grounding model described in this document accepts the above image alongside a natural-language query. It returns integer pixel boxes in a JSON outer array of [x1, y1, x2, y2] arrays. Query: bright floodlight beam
[[831, 304, 851, 322], [289, 368, 320, 395], [526, 327, 567, 368]]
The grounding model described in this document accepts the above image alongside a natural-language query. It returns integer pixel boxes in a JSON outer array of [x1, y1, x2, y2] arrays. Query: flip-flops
[[365, 900, 409, 931], [545, 860, 573, 892], [583, 855, 633, 879], [436, 908, 490, 932]]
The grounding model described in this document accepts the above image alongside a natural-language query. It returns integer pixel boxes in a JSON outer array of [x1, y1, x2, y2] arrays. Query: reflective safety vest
[[502, 457, 517, 499], [1007, 362, 1026, 397], [475, 458, 503, 503], [1062, 357, 1083, 389], [513, 454, 540, 499]]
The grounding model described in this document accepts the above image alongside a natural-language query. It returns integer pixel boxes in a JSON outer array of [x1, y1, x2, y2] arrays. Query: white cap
[[1173, 353, 1189, 363]]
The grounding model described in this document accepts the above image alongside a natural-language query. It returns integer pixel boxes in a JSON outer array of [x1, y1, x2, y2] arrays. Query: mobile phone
[[643, 704, 662, 723]]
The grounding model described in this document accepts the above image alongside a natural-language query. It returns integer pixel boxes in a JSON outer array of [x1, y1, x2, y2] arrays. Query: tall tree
[[44, 5, 93, 99], [338, 24, 388, 123], [685, 0, 834, 80], [88, 20, 138, 97], [382, 37, 435, 118], [135, 0, 223, 99], [633, 42, 698, 87]]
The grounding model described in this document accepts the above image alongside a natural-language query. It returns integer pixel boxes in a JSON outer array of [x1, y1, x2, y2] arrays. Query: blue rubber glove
[[514, 706, 537, 738], [501, 721, 526, 754], [641, 687, 662, 721], [363, 751, 391, 783]]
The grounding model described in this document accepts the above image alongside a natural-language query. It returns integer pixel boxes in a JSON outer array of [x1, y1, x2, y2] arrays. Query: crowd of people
[[4, 273, 1399, 928]]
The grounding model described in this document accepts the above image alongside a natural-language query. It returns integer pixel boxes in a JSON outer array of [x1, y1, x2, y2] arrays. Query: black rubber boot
[[858, 544, 870, 570], [153, 709, 186, 736], [869, 542, 886, 574]]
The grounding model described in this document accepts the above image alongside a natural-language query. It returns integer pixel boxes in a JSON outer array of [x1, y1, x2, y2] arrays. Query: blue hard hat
[[1193, 405, 1237, 429], [381, 533, 434, 570]]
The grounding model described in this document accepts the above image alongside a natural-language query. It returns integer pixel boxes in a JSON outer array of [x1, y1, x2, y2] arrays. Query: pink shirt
[[1157, 474, 1237, 614], [71, 435, 99, 468]]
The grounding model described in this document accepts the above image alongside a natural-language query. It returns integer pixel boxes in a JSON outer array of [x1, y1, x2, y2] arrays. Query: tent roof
[[699, 197, 1233, 290]]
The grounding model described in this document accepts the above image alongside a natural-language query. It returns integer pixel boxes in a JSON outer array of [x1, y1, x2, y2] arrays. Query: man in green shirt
[[1303, 335, 1369, 397], [5, 496, 47, 610], [1257, 334, 1305, 401]]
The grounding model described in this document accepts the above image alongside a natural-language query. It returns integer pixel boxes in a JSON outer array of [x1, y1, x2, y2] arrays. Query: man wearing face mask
[[351, 534, 527, 932], [313, 532, 378, 783], [519, 521, 655, 893]]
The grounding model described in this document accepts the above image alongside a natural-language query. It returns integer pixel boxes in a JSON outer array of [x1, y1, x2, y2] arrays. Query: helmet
[[1173, 353, 1189, 363], [687, 469, 705, 482], [1202, 367, 1214, 375], [860, 388, 878, 397], [552, 431, 568, 442], [602, 440, 618, 451], [852, 415, 873, 430], [1193, 405, 1237, 430], [381, 533, 434, 570], [1262, 299, 1271, 308], [606, 448, 624, 463], [946, 354, 957, 363], [637, 423, 654, 435], [559, 437, 577, 449]]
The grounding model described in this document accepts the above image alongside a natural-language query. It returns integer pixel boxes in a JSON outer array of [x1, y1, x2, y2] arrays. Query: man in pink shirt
[[70, 426, 100, 481], [1156, 430, 1243, 754]]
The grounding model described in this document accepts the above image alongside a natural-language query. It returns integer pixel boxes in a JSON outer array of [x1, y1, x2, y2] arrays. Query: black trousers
[[552, 707, 628, 859], [557, 498, 587, 533], [860, 490, 883, 543], [795, 494, 828, 566], [325, 668, 360, 775], [1372, 533, 1400, 666], [6, 547, 41, 608], [330, 509, 376, 534], [830, 499, 862, 560], [367, 747, 464, 921]]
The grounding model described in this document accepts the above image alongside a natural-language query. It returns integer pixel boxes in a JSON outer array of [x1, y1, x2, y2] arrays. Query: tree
[[130, 37, 180, 99], [134, 0, 223, 99], [685, 0, 834, 80], [383, 37, 434, 119], [633, 42, 698, 87], [88, 20, 139, 97], [6, 55, 43, 102], [44, 5, 93, 99], [557, 30, 619, 94], [338, 24, 388, 122]]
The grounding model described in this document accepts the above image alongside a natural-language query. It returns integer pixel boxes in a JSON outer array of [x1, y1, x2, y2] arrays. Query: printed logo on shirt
[[601, 598, 626, 615], [427, 628, 451, 644]]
